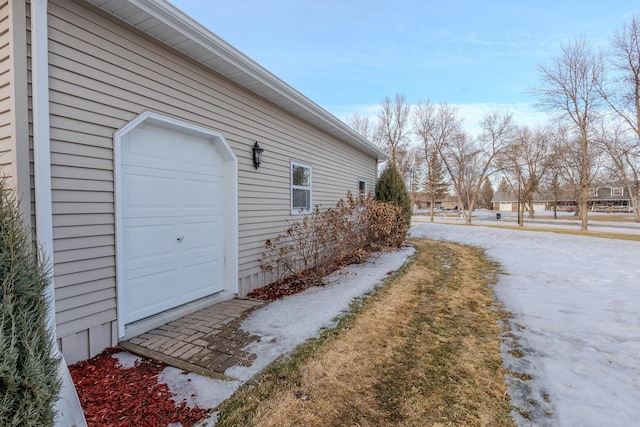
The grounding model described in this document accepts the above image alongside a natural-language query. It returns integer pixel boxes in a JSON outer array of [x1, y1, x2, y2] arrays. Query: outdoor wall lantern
[[252, 141, 264, 169]]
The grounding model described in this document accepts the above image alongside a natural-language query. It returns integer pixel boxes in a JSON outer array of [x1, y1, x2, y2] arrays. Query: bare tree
[[602, 14, 640, 139], [398, 144, 424, 206], [413, 99, 440, 221], [597, 14, 640, 221], [400, 143, 423, 184], [535, 36, 604, 230], [377, 94, 411, 169], [551, 117, 607, 215], [417, 103, 465, 220], [458, 136, 483, 217], [498, 126, 554, 226], [539, 120, 570, 219], [347, 113, 377, 142], [439, 110, 514, 225], [469, 111, 515, 215], [547, 172, 563, 219], [439, 132, 482, 223], [594, 119, 640, 221]]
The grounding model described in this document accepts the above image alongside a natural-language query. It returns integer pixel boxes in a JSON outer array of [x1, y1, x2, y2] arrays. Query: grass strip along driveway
[[216, 239, 515, 427]]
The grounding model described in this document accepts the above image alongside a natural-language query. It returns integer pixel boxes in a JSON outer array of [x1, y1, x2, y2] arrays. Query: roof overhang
[[85, 0, 387, 161]]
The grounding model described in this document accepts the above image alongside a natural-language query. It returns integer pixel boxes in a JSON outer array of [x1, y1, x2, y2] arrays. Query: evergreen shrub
[[0, 179, 60, 426], [375, 162, 412, 226]]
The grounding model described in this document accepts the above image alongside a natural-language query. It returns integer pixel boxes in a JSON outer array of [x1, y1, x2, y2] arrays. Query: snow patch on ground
[[163, 215, 639, 427], [111, 351, 141, 369], [162, 246, 415, 424], [411, 222, 640, 427], [159, 367, 241, 410]]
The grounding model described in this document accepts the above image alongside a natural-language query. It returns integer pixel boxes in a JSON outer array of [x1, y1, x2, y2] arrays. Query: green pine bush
[[0, 179, 60, 426], [375, 162, 412, 226]]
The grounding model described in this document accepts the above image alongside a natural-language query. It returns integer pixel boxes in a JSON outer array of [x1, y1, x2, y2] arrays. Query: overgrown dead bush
[[259, 192, 408, 287]]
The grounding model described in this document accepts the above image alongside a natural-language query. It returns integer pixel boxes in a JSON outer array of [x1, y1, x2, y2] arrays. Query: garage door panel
[[181, 136, 224, 175], [127, 127, 177, 169], [180, 207, 221, 218], [123, 165, 180, 183], [181, 177, 223, 208], [125, 268, 177, 323], [123, 173, 178, 213], [123, 223, 177, 269], [122, 123, 226, 325], [182, 260, 222, 299], [181, 221, 222, 254]]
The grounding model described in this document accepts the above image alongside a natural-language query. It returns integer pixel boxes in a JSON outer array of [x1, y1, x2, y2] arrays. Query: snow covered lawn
[[411, 222, 640, 427]]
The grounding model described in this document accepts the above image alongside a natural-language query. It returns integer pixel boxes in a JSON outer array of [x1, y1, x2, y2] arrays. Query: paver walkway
[[119, 298, 265, 380]]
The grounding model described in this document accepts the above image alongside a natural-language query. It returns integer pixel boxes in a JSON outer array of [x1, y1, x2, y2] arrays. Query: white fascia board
[[91, 0, 387, 161]]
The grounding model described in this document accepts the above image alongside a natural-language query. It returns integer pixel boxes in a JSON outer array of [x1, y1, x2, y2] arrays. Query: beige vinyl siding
[[48, 1, 377, 362], [0, 0, 30, 222], [0, 1, 15, 183]]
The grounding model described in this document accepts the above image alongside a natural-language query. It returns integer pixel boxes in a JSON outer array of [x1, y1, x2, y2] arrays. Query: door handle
[[177, 236, 184, 242]]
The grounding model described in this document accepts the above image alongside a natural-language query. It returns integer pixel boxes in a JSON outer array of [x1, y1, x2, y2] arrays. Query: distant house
[[491, 191, 550, 213], [0, 0, 386, 368], [587, 184, 636, 212], [412, 192, 458, 211], [492, 183, 637, 213]]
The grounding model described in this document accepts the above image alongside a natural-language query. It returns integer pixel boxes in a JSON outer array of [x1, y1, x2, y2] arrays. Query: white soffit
[[85, 0, 387, 161]]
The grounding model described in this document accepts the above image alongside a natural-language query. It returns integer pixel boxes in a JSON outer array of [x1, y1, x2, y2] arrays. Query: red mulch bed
[[246, 275, 317, 301], [69, 347, 209, 427]]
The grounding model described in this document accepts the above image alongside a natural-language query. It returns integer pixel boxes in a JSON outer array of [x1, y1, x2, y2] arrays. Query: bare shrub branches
[[259, 193, 408, 288]]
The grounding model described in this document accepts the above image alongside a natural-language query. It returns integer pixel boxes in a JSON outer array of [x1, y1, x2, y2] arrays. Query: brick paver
[[119, 298, 265, 380]]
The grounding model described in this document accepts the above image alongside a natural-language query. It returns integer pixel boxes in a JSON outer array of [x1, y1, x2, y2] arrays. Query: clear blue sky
[[170, 0, 639, 135]]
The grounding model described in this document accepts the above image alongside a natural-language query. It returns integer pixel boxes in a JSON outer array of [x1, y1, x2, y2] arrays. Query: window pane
[[359, 180, 366, 194], [292, 165, 310, 187], [293, 188, 310, 210]]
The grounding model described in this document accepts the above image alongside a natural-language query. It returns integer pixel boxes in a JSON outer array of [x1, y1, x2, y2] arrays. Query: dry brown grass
[[216, 240, 514, 427], [534, 214, 636, 222]]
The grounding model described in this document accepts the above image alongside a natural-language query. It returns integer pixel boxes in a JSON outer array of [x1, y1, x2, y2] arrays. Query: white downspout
[[31, 1, 87, 425]]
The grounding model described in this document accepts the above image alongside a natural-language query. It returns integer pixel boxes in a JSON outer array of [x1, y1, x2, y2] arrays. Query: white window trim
[[358, 178, 367, 195], [291, 160, 312, 214]]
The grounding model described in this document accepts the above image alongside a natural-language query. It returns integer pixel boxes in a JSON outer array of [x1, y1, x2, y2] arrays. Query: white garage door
[[121, 124, 225, 324], [499, 202, 513, 212]]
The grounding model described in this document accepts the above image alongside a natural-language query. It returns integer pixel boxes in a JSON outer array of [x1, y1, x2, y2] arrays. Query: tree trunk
[[580, 134, 589, 231], [430, 194, 435, 223], [579, 184, 589, 230]]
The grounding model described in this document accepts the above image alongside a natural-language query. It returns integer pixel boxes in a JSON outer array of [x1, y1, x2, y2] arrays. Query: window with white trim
[[358, 179, 367, 195], [612, 187, 623, 197], [291, 161, 312, 214]]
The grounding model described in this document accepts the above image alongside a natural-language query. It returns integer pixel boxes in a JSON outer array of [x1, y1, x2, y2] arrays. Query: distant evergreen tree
[[0, 179, 60, 426], [498, 176, 510, 193], [376, 162, 412, 226], [423, 150, 449, 221], [480, 177, 494, 209], [424, 152, 449, 198]]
